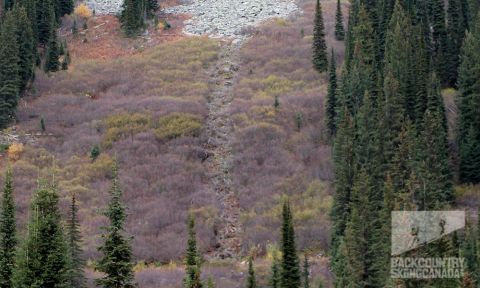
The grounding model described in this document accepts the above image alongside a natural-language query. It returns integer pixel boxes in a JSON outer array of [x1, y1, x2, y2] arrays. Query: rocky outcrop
[[165, 0, 298, 39], [86, 0, 123, 15]]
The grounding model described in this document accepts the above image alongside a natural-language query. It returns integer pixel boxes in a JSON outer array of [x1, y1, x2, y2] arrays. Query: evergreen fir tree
[[302, 255, 310, 288], [13, 181, 70, 287], [0, 169, 16, 288], [330, 107, 355, 247], [44, 26, 60, 72], [184, 213, 203, 288], [66, 193, 85, 288], [334, 0, 344, 40], [326, 49, 337, 136], [429, 0, 449, 85], [312, 0, 328, 73], [57, 0, 73, 17], [206, 276, 215, 288], [12, 5, 35, 92], [145, 0, 158, 19], [36, 0, 56, 45], [280, 200, 301, 288], [121, 0, 145, 37], [246, 257, 257, 288], [341, 4, 376, 114], [96, 161, 136, 288], [0, 10, 20, 129], [446, 0, 468, 87], [269, 254, 281, 288], [457, 13, 480, 184], [4, 0, 14, 11]]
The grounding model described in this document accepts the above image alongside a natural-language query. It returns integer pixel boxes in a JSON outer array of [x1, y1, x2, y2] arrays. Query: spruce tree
[[96, 161, 136, 288], [429, 0, 449, 85], [302, 255, 310, 288], [326, 49, 337, 136], [184, 213, 203, 288], [0, 169, 16, 288], [446, 0, 468, 87], [246, 257, 257, 288], [67, 193, 85, 288], [57, 0, 73, 17], [280, 200, 301, 288], [44, 26, 60, 72], [121, 0, 145, 37], [457, 13, 480, 184], [4, 0, 14, 11], [334, 0, 344, 40], [145, 0, 158, 19], [312, 0, 328, 73], [13, 182, 70, 287], [12, 5, 35, 92], [0, 10, 20, 129], [269, 255, 281, 288], [36, 0, 56, 45]]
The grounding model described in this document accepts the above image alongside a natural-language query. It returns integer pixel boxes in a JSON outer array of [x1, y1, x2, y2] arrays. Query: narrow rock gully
[[204, 41, 242, 259]]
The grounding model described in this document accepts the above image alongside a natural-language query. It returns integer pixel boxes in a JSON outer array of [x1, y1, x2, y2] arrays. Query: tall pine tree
[[184, 213, 203, 288], [334, 0, 344, 40], [96, 161, 136, 288], [246, 257, 257, 288], [280, 200, 301, 288], [67, 193, 85, 288], [0, 169, 16, 288], [457, 12, 480, 184], [326, 49, 337, 136], [0, 10, 20, 129], [13, 181, 70, 287], [312, 0, 328, 73]]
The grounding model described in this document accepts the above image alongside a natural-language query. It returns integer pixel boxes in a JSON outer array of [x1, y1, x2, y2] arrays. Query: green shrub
[[155, 113, 202, 140], [0, 144, 10, 152]]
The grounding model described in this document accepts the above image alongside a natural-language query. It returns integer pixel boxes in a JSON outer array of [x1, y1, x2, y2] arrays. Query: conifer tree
[[57, 0, 73, 17], [429, 0, 449, 85], [206, 277, 215, 288], [326, 49, 337, 136], [96, 161, 136, 288], [4, 0, 14, 11], [246, 257, 257, 288], [0, 10, 20, 129], [121, 0, 145, 37], [341, 4, 376, 114], [446, 0, 468, 87], [0, 169, 16, 288], [13, 182, 70, 287], [44, 26, 60, 72], [184, 213, 203, 288], [67, 193, 85, 288], [280, 200, 301, 288], [145, 0, 158, 19], [12, 5, 35, 92], [269, 255, 281, 288], [457, 13, 480, 184], [334, 0, 344, 40], [330, 107, 355, 246], [302, 255, 310, 288], [36, 0, 56, 45], [312, 0, 328, 73]]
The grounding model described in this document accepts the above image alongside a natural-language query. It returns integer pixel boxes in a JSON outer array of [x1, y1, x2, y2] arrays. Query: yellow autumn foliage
[[74, 4, 92, 18], [8, 143, 24, 161]]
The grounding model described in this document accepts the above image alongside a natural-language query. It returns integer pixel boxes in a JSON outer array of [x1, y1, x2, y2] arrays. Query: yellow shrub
[[74, 4, 92, 18], [8, 143, 24, 161], [155, 113, 202, 140], [103, 113, 152, 147]]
